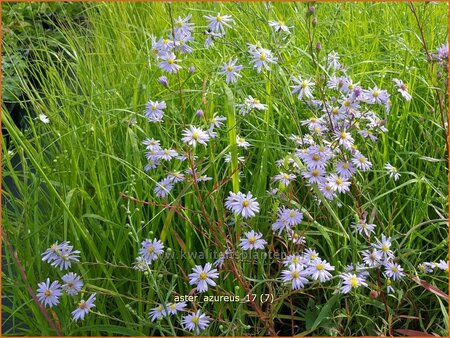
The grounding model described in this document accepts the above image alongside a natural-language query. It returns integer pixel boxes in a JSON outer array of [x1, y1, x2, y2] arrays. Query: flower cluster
[[38, 241, 96, 321]]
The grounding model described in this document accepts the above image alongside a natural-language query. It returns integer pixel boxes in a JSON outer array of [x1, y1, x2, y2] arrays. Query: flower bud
[[158, 76, 168, 87], [196, 109, 204, 118], [369, 290, 379, 299], [316, 42, 322, 50], [312, 17, 317, 27], [189, 65, 196, 74], [307, 6, 316, 15]]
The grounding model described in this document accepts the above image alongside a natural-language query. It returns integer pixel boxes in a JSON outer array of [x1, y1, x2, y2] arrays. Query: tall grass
[[2, 2, 448, 336]]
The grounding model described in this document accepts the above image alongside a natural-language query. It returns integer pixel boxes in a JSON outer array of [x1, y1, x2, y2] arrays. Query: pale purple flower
[[352, 219, 376, 237], [49, 243, 80, 271], [279, 207, 303, 227], [166, 302, 187, 315], [142, 138, 161, 151], [318, 182, 337, 200], [139, 238, 164, 264], [182, 310, 210, 334], [158, 52, 182, 74], [268, 20, 290, 33], [291, 77, 314, 100], [174, 14, 194, 37], [238, 95, 268, 115], [181, 126, 210, 147], [149, 304, 166, 322], [188, 263, 219, 293], [281, 263, 309, 290], [167, 171, 185, 183], [239, 230, 267, 250], [71, 294, 96, 321], [436, 260, 449, 273], [364, 87, 390, 105], [307, 259, 335, 282], [384, 262, 405, 281], [417, 262, 434, 274], [219, 58, 243, 84], [335, 129, 354, 150], [339, 273, 367, 294], [327, 174, 351, 194], [273, 172, 296, 187], [209, 114, 227, 129], [204, 13, 233, 35], [225, 191, 260, 218], [352, 152, 372, 171], [249, 47, 277, 73], [62, 272, 83, 296], [236, 135, 250, 149], [145, 100, 166, 122], [283, 254, 307, 267], [336, 161, 356, 179], [133, 256, 149, 271], [374, 235, 394, 261], [302, 167, 327, 185], [385, 163, 400, 181], [327, 51, 341, 70], [157, 148, 178, 161], [359, 129, 378, 142], [361, 249, 382, 267], [393, 78, 412, 101], [144, 158, 161, 171], [37, 279, 62, 308], [154, 178, 174, 198], [303, 248, 320, 262]]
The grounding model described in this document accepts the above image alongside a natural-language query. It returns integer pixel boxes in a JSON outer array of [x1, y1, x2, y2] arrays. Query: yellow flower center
[[316, 263, 324, 271], [310, 254, 317, 260], [170, 303, 177, 309], [372, 90, 379, 97], [147, 246, 154, 253], [152, 104, 157, 110], [361, 223, 367, 229], [344, 100, 351, 107], [312, 154, 320, 161], [168, 59, 174, 65], [325, 185, 332, 191], [350, 277, 359, 288], [259, 53, 267, 61], [248, 236, 256, 244], [382, 244, 389, 252], [199, 272, 208, 280], [342, 163, 349, 169], [216, 16, 222, 22], [312, 170, 319, 177], [289, 211, 295, 218], [392, 266, 398, 273], [79, 300, 87, 309], [358, 157, 366, 163], [192, 132, 199, 140], [176, 21, 183, 27], [292, 271, 300, 278], [254, 98, 260, 104], [340, 132, 347, 139], [164, 38, 170, 44], [44, 290, 52, 297], [336, 178, 343, 185], [310, 117, 317, 122], [192, 316, 199, 324], [301, 81, 308, 89], [242, 200, 250, 207], [292, 257, 300, 263], [332, 108, 339, 115], [227, 65, 234, 72]]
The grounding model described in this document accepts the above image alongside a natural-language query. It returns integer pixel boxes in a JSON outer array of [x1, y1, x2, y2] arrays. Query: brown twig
[[2, 230, 62, 336], [408, 2, 448, 152]]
